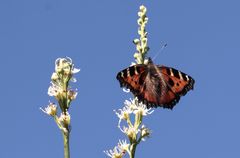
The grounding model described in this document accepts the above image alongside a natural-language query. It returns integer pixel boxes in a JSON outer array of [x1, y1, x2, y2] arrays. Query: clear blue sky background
[[1, 0, 239, 158]]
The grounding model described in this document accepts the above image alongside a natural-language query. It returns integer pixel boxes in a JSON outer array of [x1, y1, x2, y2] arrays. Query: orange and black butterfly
[[116, 58, 195, 109]]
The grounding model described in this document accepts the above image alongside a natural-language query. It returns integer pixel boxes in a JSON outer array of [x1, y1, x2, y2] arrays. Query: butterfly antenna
[[152, 43, 167, 61]]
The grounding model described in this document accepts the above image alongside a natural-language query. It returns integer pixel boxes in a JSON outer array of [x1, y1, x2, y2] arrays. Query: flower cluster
[[41, 57, 80, 134], [48, 57, 80, 113], [133, 5, 149, 64], [105, 98, 153, 158], [104, 140, 129, 158], [116, 98, 153, 142]]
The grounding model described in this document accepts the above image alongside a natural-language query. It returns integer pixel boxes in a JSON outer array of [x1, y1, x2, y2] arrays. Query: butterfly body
[[116, 58, 195, 109]]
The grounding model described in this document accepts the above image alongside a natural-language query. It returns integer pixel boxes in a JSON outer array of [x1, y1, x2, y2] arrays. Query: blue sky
[[1, 0, 240, 158]]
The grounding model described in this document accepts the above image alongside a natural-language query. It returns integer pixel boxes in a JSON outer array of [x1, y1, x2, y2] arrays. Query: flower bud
[[133, 39, 140, 45], [137, 19, 143, 25], [51, 72, 59, 81], [67, 90, 78, 101], [139, 5, 147, 14], [141, 125, 150, 138]]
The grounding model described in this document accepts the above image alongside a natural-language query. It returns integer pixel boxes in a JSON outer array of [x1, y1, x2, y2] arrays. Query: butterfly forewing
[[159, 66, 194, 96], [116, 64, 147, 95]]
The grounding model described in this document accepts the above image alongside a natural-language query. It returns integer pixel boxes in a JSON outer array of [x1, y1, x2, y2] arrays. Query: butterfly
[[116, 58, 195, 109]]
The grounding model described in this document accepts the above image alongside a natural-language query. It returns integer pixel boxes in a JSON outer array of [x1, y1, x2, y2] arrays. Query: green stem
[[62, 131, 70, 158], [134, 113, 142, 129], [129, 143, 137, 158]]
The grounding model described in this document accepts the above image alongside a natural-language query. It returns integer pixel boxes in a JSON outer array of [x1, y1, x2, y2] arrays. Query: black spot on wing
[[123, 69, 128, 78], [172, 68, 180, 79], [136, 66, 142, 74], [129, 66, 135, 76], [182, 73, 188, 81], [166, 68, 171, 75], [168, 78, 174, 87]]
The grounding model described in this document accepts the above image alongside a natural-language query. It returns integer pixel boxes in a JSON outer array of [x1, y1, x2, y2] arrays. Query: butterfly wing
[[156, 66, 195, 108], [116, 64, 148, 96], [159, 66, 194, 95]]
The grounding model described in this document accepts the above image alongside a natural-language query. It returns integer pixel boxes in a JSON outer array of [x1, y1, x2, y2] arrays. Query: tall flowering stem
[[105, 5, 151, 158], [104, 98, 153, 158], [133, 5, 149, 64], [41, 57, 80, 158]]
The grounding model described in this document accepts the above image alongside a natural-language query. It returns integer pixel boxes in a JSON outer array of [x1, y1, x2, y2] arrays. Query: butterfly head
[[145, 57, 154, 65]]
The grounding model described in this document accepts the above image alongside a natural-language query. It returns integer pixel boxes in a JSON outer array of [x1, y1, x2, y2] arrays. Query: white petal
[[122, 88, 130, 93], [71, 77, 77, 82], [72, 68, 80, 74]]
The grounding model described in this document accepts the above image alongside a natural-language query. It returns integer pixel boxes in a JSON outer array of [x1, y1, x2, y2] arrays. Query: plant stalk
[[62, 131, 70, 158], [130, 143, 137, 158]]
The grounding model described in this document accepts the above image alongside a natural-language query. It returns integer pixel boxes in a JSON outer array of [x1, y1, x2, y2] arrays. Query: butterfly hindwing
[[136, 69, 178, 109]]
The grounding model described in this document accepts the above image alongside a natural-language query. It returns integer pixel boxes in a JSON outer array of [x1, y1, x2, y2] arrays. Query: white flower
[[55, 57, 70, 73], [48, 82, 63, 97], [54, 57, 80, 76], [40, 102, 57, 116], [116, 98, 153, 132], [124, 98, 138, 111], [104, 146, 124, 158], [126, 126, 139, 138], [118, 140, 129, 152], [114, 100, 134, 128], [133, 101, 154, 116], [59, 112, 71, 126], [119, 125, 139, 139], [115, 106, 131, 120]]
